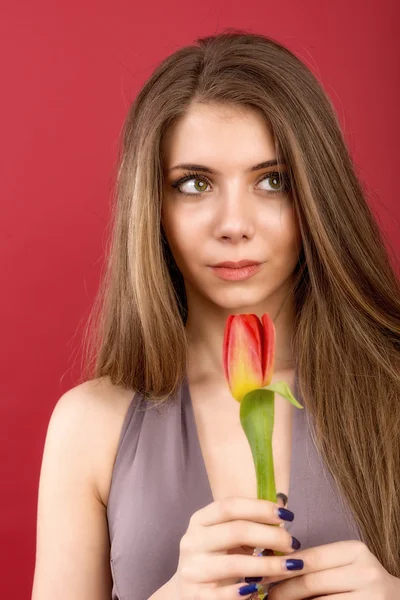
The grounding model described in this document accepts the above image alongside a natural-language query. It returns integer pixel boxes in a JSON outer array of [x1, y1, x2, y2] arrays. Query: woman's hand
[[264, 539, 400, 599], [174, 496, 303, 599]]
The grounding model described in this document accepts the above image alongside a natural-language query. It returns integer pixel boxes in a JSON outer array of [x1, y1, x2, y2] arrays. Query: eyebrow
[[167, 159, 286, 174]]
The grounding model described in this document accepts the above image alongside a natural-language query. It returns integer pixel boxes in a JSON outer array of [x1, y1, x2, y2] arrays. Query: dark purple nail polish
[[278, 507, 294, 521], [292, 536, 301, 549], [238, 583, 258, 595], [285, 558, 304, 570], [244, 576, 263, 583]]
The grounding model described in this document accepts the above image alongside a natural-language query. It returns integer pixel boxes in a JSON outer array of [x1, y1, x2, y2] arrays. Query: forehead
[[161, 102, 276, 171]]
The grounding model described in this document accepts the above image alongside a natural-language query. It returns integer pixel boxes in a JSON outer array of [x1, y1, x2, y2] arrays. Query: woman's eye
[[259, 172, 289, 193], [171, 171, 290, 196], [174, 177, 210, 195]]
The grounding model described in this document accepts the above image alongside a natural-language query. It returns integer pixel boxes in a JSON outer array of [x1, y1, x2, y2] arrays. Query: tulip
[[223, 312, 304, 595], [223, 313, 276, 403]]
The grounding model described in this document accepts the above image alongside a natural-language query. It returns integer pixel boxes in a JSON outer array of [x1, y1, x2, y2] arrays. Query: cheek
[[261, 205, 301, 248]]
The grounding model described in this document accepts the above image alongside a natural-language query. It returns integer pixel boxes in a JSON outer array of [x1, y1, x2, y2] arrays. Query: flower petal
[[223, 314, 263, 402], [261, 313, 276, 386], [222, 314, 235, 385]]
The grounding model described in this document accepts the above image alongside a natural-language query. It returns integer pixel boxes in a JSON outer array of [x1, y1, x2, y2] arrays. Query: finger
[[249, 493, 289, 559], [185, 552, 305, 584], [276, 492, 288, 507], [264, 540, 368, 585], [196, 519, 296, 554], [192, 496, 294, 528], [200, 580, 268, 599], [244, 493, 291, 584], [275, 539, 366, 584], [267, 563, 362, 598], [275, 492, 289, 530]]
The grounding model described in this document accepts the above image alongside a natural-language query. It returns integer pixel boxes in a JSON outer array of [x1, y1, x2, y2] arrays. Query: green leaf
[[261, 380, 304, 409]]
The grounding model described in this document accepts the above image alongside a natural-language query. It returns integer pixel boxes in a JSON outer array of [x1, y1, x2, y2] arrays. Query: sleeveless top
[[106, 371, 362, 600]]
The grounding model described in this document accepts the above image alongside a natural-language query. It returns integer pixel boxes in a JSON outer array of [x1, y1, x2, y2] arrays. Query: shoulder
[[53, 376, 135, 427], [47, 376, 136, 507]]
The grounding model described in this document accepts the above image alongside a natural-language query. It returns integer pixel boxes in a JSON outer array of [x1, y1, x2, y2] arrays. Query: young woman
[[32, 30, 400, 600]]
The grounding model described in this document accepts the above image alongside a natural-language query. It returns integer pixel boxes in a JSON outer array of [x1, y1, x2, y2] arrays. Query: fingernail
[[285, 558, 304, 570], [291, 536, 301, 550], [276, 507, 294, 521], [238, 583, 258, 595], [244, 576, 263, 583], [276, 492, 288, 506]]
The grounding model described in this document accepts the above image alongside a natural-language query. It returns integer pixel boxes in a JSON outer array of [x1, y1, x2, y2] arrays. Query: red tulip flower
[[223, 313, 276, 403]]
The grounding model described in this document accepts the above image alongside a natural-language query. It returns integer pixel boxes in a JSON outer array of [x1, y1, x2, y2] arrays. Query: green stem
[[240, 389, 276, 503], [240, 388, 291, 567], [240, 382, 303, 504], [256, 434, 276, 502], [239, 384, 303, 598]]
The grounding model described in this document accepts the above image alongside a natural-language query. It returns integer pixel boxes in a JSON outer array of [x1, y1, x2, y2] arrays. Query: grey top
[[106, 371, 361, 600]]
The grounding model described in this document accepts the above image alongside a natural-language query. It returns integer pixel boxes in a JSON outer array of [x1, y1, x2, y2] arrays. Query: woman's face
[[161, 102, 302, 312]]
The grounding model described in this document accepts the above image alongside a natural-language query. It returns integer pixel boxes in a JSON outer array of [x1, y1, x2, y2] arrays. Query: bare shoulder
[[49, 376, 136, 506], [56, 375, 135, 425]]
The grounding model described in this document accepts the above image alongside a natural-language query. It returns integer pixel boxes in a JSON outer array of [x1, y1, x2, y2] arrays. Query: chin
[[208, 288, 270, 311]]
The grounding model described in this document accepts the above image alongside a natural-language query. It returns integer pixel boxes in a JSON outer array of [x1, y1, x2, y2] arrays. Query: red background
[[1, 1, 399, 598]]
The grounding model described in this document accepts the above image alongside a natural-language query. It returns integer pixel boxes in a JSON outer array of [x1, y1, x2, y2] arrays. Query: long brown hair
[[79, 29, 400, 576]]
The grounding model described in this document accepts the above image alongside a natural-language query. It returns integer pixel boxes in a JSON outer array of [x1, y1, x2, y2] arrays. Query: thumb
[[276, 492, 288, 508], [274, 492, 289, 532]]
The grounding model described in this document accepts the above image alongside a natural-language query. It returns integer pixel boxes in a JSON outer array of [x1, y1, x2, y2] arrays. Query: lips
[[211, 264, 262, 281], [212, 260, 260, 268]]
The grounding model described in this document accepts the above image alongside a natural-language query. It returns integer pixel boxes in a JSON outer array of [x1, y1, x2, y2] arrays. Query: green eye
[[264, 173, 282, 190], [171, 170, 291, 197], [171, 174, 211, 196], [255, 171, 291, 194], [192, 179, 208, 192]]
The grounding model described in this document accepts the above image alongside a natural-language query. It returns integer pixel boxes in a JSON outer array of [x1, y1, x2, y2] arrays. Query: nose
[[213, 185, 256, 243]]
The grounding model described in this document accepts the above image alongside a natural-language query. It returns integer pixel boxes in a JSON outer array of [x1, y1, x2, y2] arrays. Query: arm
[[31, 386, 113, 600]]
